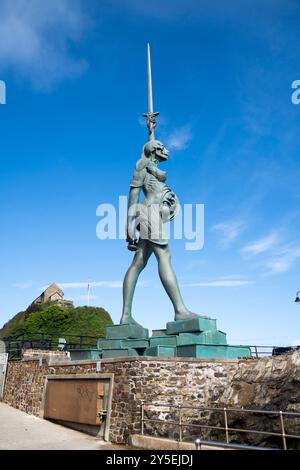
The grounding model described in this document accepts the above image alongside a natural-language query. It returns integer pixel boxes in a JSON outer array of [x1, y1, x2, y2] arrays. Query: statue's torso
[[130, 158, 176, 205], [142, 171, 169, 206], [130, 159, 179, 245]]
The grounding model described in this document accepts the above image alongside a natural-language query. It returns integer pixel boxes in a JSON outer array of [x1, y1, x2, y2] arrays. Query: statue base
[[95, 316, 251, 360], [105, 323, 149, 340], [166, 317, 217, 335]]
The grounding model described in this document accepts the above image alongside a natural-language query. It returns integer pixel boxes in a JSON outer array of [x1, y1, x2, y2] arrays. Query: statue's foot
[[120, 313, 143, 328], [174, 309, 208, 321]]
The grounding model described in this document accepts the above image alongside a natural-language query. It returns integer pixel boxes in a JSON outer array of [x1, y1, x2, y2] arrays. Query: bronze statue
[[120, 45, 199, 326]]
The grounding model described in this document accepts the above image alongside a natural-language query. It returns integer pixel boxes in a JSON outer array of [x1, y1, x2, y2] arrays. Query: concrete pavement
[[0, 402, 126, 450]]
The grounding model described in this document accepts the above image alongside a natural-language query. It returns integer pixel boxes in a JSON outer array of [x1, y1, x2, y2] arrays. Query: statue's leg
[[120, 239, 153, 324], [152, 243, 198, 321]]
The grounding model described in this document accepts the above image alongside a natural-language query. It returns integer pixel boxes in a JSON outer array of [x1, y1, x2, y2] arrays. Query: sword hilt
[[143, 111, 159, 139]]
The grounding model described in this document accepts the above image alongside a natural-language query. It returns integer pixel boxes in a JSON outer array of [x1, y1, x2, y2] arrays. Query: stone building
[[32, 283, 73, 309]]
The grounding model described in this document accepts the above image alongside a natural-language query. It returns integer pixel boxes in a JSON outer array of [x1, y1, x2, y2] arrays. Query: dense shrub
[[0, 303, 113, 339]]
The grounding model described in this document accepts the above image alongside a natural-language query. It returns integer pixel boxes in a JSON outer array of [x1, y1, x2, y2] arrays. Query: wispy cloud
[[39, 280, 149, 291], [211, 219, 246, 247], [241, 227, 300, 275], [241, 231, 281, 256], [0, 0, 89, 90], [183, 278, 254, 287], [62, 281, 123, 289], [72, 295, 97, 301], [266, 244, 300, 274], [14, 281, 36, 289], [40, 281, 123, 290], [165, 125, 192, 151]]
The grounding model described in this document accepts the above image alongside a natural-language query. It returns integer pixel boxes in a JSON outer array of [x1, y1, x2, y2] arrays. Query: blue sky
[[0, 0, 300, 345]]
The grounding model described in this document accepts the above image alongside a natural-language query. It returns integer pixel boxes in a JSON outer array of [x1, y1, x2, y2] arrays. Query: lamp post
[[295, 291, 300, 303]]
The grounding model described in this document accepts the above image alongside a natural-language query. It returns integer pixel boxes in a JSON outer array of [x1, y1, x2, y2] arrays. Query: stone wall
[[22, 349, 70, 361], [3, 351, 300, 446]]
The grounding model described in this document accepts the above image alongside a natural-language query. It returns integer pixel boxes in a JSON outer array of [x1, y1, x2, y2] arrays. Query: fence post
[[279, 411, 287, 450], [141, 400, 144, 435], [224, 407, 229, 444], [178, 404, 183, 442], [254, 346, 258, 358]]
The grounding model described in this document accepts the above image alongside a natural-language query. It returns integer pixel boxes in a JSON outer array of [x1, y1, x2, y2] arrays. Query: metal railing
[[188, 344, 299, 358], [250, 345, 300, 357], [194, 438, 278, 450], [2, 331, 299, 361], [140, 401, 300, 450], [1, 332, 100, 361]]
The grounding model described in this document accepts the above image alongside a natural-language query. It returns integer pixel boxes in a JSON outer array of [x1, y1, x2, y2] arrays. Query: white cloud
[[62, 281, 123, 289], [40, 281, 123, 290], [165, 125, 192, 151], [72, 295, 97, 301], [211, 219, 246, 246], [240, 228, 300, 275], [241, 231, 280, 256], [194, 280, 253, 287], [14, 281, 35, 289], [0, 0, 89, 90], [183, 278, 254, 287], [266, 245, 300, 274], [39, 280, 148, 291]]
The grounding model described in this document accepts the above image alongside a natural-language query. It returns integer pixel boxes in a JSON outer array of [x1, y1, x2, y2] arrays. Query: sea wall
[[3, 351, 300, 445]]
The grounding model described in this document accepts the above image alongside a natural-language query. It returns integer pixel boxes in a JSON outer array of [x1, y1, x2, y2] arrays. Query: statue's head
[[143, 139, 169, 163]]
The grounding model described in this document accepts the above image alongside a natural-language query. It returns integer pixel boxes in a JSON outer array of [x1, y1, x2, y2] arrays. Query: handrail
[[140, 401, 300, 417], [1, 331, 100, 340], [2, 332, 101, 361], [194, 438, 278, 451], [2, 332, 299, 357], [140, 401, 300, 450]]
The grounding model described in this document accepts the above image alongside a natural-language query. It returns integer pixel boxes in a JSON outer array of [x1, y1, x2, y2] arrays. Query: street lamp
[[295, 291, 300, 303]]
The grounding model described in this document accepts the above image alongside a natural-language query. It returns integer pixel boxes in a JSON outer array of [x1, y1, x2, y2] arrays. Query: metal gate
[[0, 352, 8, 399], [43, 374, 113, 441]]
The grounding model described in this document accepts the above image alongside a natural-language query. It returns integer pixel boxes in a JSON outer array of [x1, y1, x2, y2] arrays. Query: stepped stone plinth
[[152, 329, 167, 337], [177, 330, 227, 346], [97, 339, 123, 349], [106, 324, 149, 340], [121, 339, 149, 349], [177, 345, 251, 359], [102, 348, 139, 358], [88, 316, 251, 361], [166, 317, 217, 335], [150, 335, 177, 347], [144, 346, 176, 357]]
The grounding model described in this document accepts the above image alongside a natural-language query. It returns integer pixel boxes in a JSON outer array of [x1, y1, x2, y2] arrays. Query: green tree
[[24, 305, 72, 335], [0, 303, 113, 340]]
